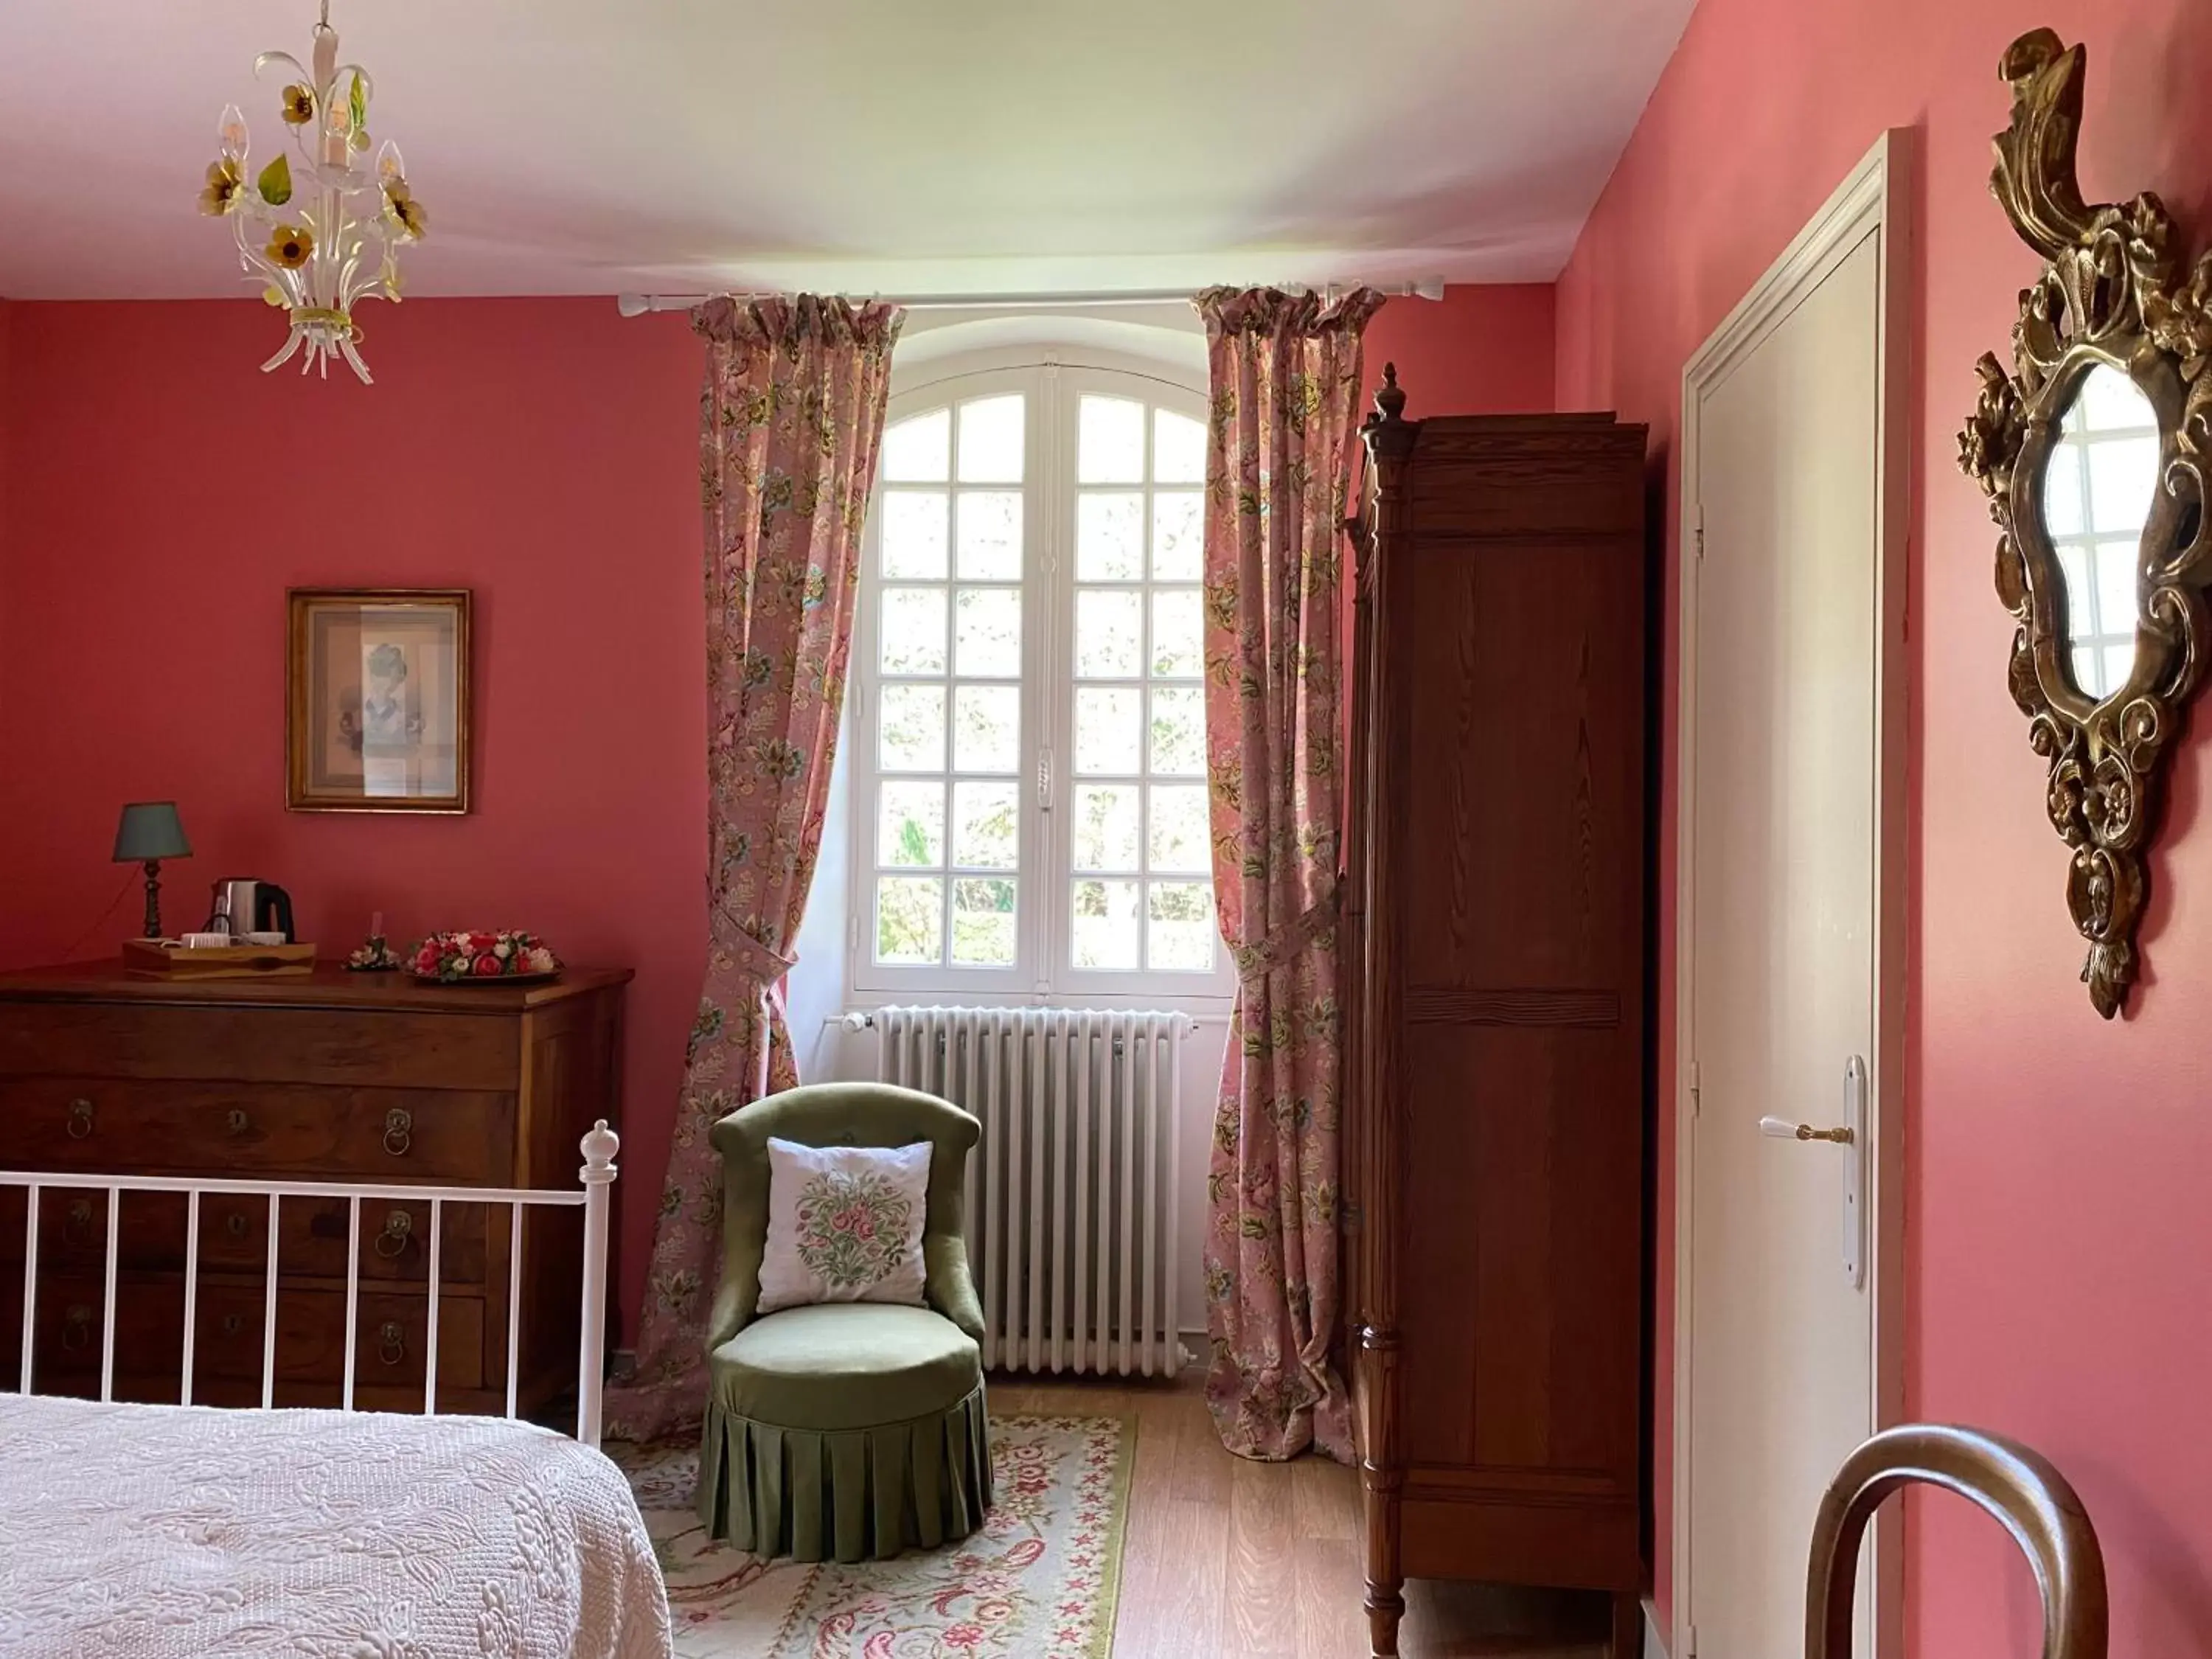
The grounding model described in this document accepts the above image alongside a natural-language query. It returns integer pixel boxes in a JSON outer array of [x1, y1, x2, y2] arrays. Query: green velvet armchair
[[695, 1082, 992, 1562]]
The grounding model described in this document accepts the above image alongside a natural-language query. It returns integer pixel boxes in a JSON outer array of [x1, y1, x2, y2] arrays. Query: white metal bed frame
[[1, 1120, 619, 1446]]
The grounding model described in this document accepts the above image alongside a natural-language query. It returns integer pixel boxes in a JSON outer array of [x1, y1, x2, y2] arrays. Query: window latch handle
[[1037, 748, 1054, 811]]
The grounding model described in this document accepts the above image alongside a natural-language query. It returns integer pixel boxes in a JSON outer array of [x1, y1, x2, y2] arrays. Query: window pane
[[1079, 396, 1146, 484], [1078, 493, 1144, 580], [1076, 590, 1143, 678], [957, 395, 1025, 483], [957, 491, 1023, 580], [2070, 642, 2099, 695], [1152, 491, 1204, 580], [877, 684, 945, 771], [879, 781, 945, 867], [882, 409, 950, 483], [2042, 452, 2084, 538], [1148, 686, 1206, 776], [1072, 783, 1141, 871], [2086, 437, 2158, 536], [870, 381, 1230, 990], [881, 491, 948, 579], [1147, 880, 1216, 970], [954, 588, 1023, 677], [1150, 588, 1203, 678], [2081, 368, 2154, 431], [880, 586, 946, 675], [2095, 543, 2137, 636], [876, 876, 943, 964], [2057, 545, 2091, 620], [1072, 877, 1140, 969], [951, 878, 1016, 967], [952, 781, 1019, 869], [1154, 409, 1206, 484], [1075, 686, 1142, 774], [953, 684, 1019, 773], [1147, 784, 1210, 872], [2103, 642, 2133, 693]]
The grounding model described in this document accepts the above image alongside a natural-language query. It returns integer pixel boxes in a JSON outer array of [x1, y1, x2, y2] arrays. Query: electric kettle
[[209, 878, 296, 942]]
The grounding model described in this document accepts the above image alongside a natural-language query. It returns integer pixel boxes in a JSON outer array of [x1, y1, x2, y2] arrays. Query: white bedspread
[[0, 1395, 673, 1659]]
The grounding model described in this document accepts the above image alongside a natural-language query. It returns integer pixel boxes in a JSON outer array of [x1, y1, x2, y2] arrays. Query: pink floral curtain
[[608, 294, 903, 1441], [1194, 286, 1381, 1462]]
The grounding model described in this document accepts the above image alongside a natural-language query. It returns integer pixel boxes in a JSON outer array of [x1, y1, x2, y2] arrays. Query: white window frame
[[849, 349, 1237, 1011]]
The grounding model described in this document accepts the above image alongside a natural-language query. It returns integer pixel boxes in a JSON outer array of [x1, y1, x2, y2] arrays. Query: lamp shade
[[113, 801, 192, 863]]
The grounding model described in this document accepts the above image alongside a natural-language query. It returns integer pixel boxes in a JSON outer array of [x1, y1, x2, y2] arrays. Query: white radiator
[[874, 1006, 1187, 1378]]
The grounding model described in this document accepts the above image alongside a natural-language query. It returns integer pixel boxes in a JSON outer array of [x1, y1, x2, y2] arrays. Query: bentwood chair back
[[1805, 1423, 2107, 1659]]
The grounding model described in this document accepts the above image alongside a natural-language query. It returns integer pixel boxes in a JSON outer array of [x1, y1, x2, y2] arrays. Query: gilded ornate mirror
[[1959, 29, 2212, 1018]]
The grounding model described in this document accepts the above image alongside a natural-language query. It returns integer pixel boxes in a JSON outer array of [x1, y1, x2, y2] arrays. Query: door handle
[[1759, 1117, 1854, 1144], [1759, 1056, 1867, 1290]]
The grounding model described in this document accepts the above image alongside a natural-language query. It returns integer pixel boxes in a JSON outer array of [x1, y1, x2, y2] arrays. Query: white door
[[1680, 136, 1905, 1659]]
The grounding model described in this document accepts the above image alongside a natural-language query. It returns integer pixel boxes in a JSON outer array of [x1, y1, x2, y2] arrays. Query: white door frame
[[1672, 128, 1913, 1659]]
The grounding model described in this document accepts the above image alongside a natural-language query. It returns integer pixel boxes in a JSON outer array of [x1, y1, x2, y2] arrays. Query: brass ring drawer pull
[[220, 1313, 245, 1338], [382, 1109, 414, 1158], [66, 1099, 94, 1140], [65, 1199, 93, 1245], [62, 1305, 92, 1350], [373, 1208, 414, 1259], [378, 1321, 406, 1366], [226, 1108, 251, 1136], [227, 1212, 249, 1239]]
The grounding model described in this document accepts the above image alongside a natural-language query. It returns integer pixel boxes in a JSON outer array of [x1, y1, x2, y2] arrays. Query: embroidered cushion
[[757, 1136, 932, 1313]]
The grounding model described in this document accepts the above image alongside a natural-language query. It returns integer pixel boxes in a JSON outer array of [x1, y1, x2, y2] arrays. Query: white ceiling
[[0, 0, 1697, 301]]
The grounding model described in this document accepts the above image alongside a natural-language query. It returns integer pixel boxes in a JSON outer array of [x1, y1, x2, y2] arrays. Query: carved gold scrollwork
[[1958, 29, 2212, 1017]]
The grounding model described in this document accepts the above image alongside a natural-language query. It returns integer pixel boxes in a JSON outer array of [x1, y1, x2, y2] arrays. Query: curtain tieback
[[717, 916, 799, 990], [1231, 887, 1340, 986]]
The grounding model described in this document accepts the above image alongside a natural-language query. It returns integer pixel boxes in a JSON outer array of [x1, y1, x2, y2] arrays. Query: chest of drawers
[[0, 961, 630, 1415]]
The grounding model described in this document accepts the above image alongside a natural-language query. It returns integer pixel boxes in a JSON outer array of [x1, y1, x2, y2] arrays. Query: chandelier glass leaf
[[201, 0, 424, 383]]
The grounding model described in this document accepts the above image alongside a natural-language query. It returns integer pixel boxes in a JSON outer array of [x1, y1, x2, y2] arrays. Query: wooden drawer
[[0, 1187, 489, 1287], [0, 964, 627, 1420], [0, 1002, 517, 1091], [4, 1272, 487, 1402], [1, 1077, 514, 1180]]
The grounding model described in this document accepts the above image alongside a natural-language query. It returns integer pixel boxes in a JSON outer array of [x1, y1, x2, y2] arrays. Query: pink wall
[[0, 297, 705, 1343], [1365, 282, 1557, 417], [1340, 285, 1557, 835], [1557, 2, 2212, 1654], [0, 283, 1554, 1357]]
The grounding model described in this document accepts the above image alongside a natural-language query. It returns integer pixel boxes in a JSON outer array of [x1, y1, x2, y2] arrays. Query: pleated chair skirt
[[697, 1382, 994, 1562]]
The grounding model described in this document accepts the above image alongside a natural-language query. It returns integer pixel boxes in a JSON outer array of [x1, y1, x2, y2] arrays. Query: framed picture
[[287, 588, 471, 813]]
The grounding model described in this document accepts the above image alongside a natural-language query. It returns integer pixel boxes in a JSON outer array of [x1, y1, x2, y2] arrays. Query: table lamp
[[113, 801, 192, 939]]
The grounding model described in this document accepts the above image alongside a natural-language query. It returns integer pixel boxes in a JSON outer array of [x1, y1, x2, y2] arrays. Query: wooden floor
[[992, 1372, 1624, 1659]]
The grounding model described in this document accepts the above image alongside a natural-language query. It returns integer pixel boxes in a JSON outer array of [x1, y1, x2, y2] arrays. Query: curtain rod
[[615, 280, 1447, 318]]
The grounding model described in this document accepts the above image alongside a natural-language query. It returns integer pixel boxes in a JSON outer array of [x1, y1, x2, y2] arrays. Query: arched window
[[850, 355, 1231, 1001]]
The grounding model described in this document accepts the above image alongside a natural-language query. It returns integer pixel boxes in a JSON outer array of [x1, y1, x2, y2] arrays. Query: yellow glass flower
[[198, 156, 244, 217], [265, 224, 314, 268], [383, 179, 428, 240], [280, 83, 316, 125]]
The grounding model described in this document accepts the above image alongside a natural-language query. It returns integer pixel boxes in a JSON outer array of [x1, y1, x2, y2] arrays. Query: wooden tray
[[121, 939, 318, 980]]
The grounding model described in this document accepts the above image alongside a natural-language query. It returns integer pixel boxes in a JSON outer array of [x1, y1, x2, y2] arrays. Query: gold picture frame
[[286, 588, 472, 814], [1958, 30, 2212, 1017]]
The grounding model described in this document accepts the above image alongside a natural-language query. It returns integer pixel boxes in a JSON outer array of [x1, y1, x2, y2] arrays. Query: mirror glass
[[2042, 364, 2160, 698]]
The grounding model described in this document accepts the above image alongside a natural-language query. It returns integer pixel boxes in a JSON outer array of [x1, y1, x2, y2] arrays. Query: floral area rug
[[609, 1413, 1131, 1659]]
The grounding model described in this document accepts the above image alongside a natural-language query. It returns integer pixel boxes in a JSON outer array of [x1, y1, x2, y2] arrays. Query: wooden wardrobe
[[1343, 368, 1649, 1658]]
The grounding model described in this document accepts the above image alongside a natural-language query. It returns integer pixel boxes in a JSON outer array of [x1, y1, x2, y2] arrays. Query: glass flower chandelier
[[199, 0, 426, 383]]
